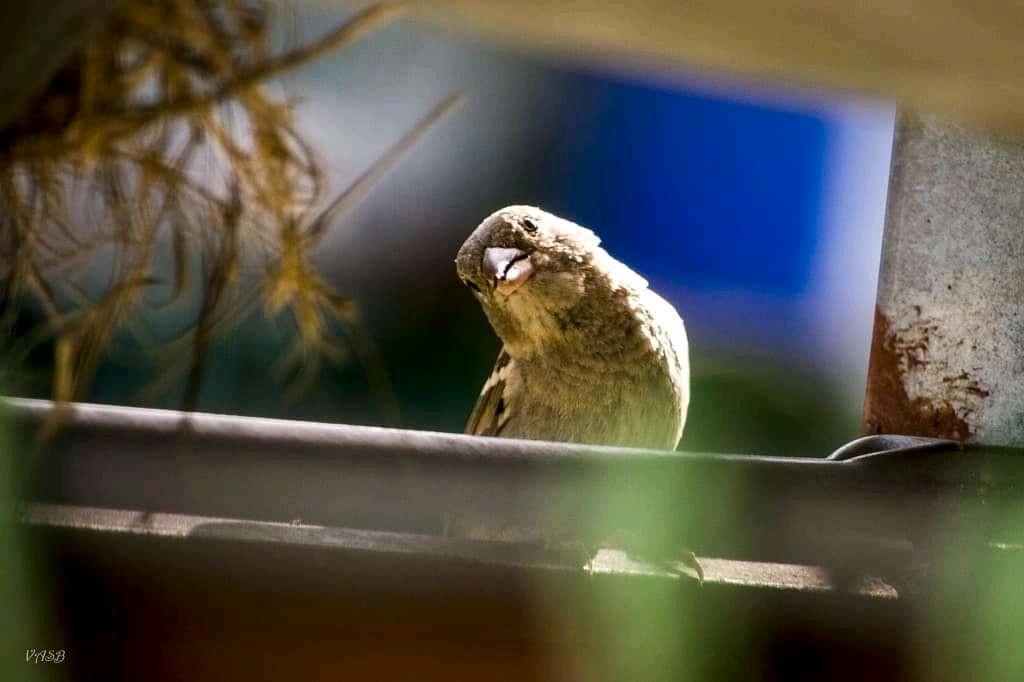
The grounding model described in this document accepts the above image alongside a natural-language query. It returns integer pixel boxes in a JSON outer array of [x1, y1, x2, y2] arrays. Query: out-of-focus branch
[[0, 0, 122, 133], [111, 3, 408, 132], [0, 1, 421, 415]]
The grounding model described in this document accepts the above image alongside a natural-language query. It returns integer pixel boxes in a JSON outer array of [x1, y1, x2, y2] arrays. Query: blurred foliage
[[682, 356, 861, 457], [919, 507, 1024, 681], [0, 0, 404, 408], [0, 399, 52, 682]]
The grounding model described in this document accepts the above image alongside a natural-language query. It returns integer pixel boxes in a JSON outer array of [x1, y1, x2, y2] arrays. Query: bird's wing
[[465, 347, 514, 437]]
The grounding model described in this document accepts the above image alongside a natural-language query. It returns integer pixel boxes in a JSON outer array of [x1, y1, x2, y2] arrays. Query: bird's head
[[455, 205, 606, 353]]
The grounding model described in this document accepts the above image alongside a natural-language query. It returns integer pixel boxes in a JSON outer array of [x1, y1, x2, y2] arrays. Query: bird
[[450, 205, 698, 578], [455, 205, 689, 449]]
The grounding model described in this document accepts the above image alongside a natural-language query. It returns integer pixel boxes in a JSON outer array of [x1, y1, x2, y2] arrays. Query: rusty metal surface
[[865, 112, 1024, 446], [7, 397, 1024, 576]]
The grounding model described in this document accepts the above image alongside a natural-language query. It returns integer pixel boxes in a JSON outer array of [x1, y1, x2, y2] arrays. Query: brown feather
[[465, 348, 512, 436]]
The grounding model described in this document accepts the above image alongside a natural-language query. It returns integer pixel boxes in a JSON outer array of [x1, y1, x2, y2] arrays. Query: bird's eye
[[522, 217, 539, 233], [462, 278, 482, 293]]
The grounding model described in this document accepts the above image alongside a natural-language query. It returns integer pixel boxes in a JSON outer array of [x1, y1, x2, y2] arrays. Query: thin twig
[[308, 90, 467, 241], [103, 3, 406, 130]]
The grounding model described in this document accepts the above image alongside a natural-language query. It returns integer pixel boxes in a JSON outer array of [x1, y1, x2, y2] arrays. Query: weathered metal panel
[[864, 113, 1024, 446]]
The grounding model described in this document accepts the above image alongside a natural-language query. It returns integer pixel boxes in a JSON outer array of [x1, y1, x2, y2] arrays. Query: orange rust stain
[[862, 306, 984, 441]]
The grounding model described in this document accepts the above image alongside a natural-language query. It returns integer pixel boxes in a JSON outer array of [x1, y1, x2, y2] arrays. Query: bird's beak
[[482, 247, 535, 298]]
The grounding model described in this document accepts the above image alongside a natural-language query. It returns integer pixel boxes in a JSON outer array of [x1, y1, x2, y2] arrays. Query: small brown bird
[[455, 205, 690, 450], [450, 206, 698, 579]]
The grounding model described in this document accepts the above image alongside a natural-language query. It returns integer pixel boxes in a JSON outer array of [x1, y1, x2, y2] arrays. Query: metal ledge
[[7, 397, 1024, 580], [21, 500, 915, 681], [21, 503, 898, 598]]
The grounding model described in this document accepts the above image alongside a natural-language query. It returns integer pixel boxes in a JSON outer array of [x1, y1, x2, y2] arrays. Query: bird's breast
[[510, 343, 684, 450]]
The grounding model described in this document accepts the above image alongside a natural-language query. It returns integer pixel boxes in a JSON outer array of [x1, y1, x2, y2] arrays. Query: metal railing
[[9, 397, 1024, 595]]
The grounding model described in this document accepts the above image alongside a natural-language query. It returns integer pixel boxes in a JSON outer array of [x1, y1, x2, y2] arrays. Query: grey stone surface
[[868, 113, 1024, 445]]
